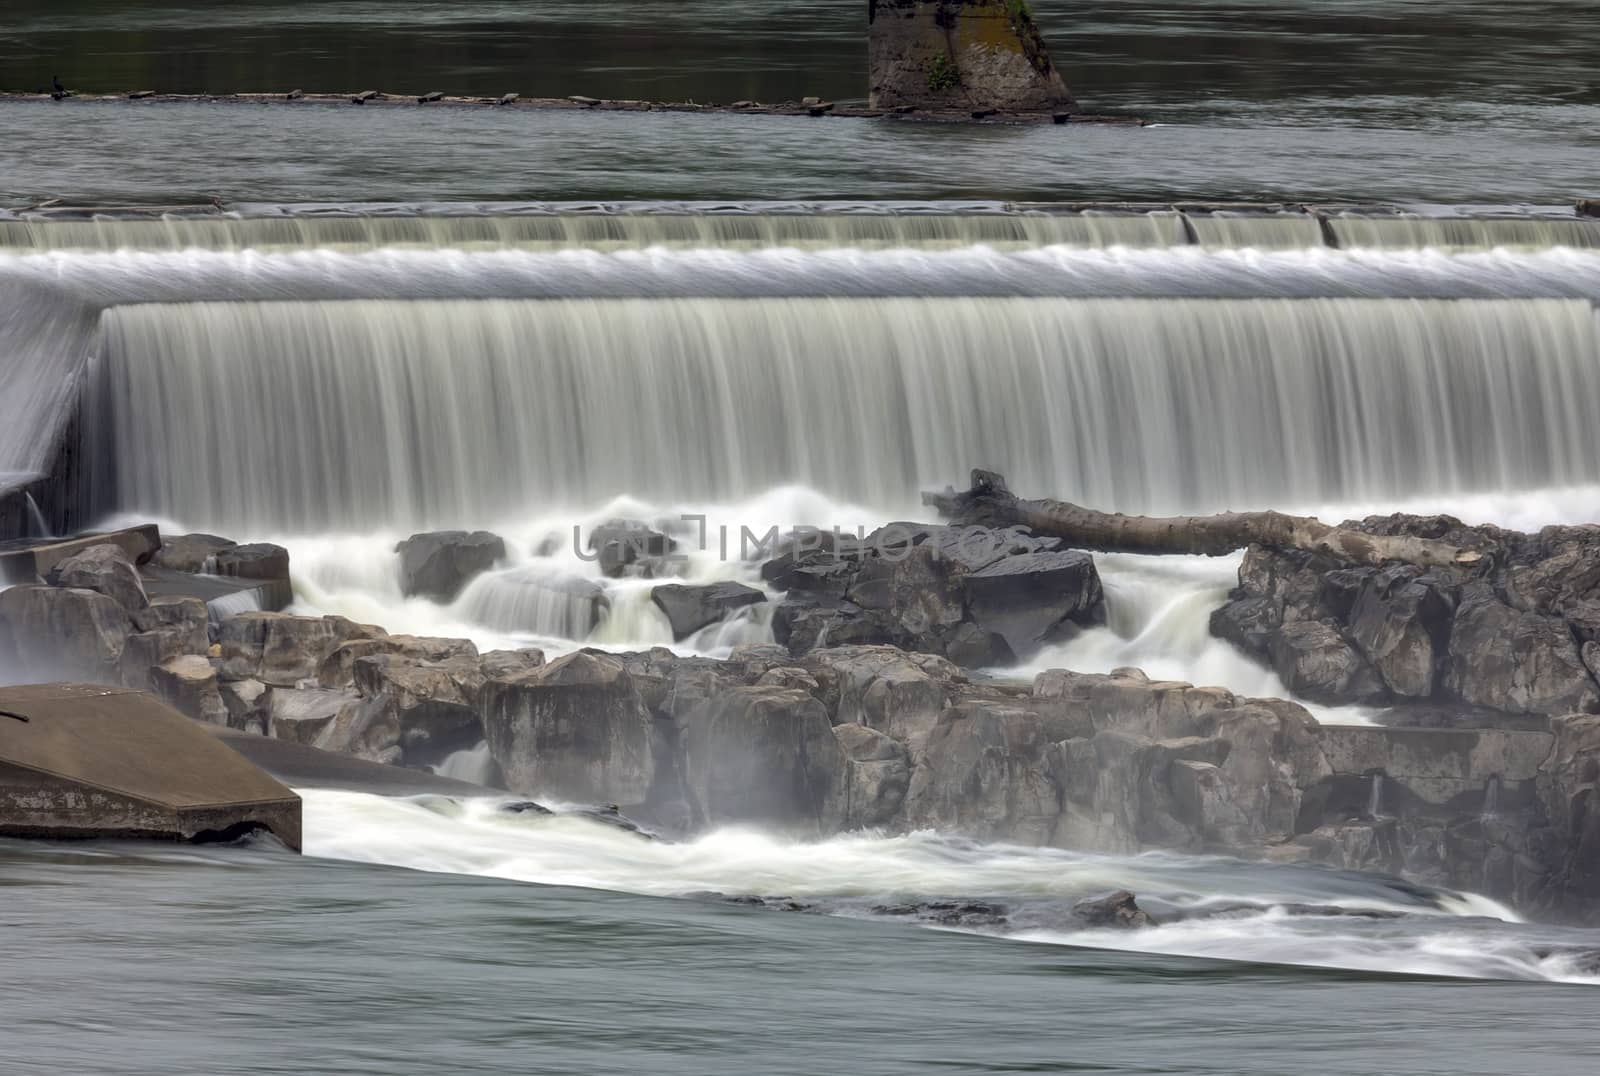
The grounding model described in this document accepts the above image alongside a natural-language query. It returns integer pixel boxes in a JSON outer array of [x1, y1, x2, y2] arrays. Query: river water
[[5, 3, 1600, 1070]]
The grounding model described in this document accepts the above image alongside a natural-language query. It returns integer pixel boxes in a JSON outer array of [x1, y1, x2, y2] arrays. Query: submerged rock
[[870, 900, 1010, 928]]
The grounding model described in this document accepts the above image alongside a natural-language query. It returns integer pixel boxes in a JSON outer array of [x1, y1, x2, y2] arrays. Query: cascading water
[[86, 295, 1600, 532], [4, 207, 1597, 254], [7, 206, 1600, 704]]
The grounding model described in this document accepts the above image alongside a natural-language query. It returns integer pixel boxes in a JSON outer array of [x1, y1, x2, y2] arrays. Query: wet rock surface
[[1212, 516, 1600, 719], [650, 581, 767, 641], [768, 524, 1103, 668]]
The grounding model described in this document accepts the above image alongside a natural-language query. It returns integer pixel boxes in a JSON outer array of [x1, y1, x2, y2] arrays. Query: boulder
[[833, 723, 911, 829], [650, 581, 767, 641], [1446, 584, 1600, 716], [1072, 890, 1156, 929], [220, 613, 381, 687], [50, 543, 149, 614], [962, 550, 1104, 657], [480, 651, 656, 806], [0, 584, 130, 682], [211, 543, 291, 583], [588, 520, 677, 579], [395, 530, 506, 602], [677, 685, 846, 835], [270, 687, 364, 749], [767, 525, 1103, 668], [149, 654, 227, 725], [153, 533, 237, 573]]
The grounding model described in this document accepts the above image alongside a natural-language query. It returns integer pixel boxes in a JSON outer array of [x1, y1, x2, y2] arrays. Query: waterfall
[[84, 295, 1600, 534], [6, 207, 1596, 255], [21, 493, 51, 539], [1327, 216, 1600, 251], [1368, 774, 1386, 820], [0, 210, 1188, 254]]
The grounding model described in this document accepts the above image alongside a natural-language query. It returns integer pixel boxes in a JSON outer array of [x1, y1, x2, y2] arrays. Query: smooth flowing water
[[4, 825, 1597, 1076]]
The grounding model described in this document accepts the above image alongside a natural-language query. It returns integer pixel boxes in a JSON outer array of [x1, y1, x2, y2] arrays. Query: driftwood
[[922, 470, 1483, 570]]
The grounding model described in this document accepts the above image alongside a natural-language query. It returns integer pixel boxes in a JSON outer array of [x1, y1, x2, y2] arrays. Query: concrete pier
[[0, 683, 302, 849]]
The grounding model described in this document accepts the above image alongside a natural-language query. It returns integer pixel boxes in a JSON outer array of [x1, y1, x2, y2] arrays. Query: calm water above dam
[[3, 1, 1599, 203]]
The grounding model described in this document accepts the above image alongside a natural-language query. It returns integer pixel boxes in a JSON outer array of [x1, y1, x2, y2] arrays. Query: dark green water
[[3, 1, 1598, 203], [1, 833, 1596, 1076]]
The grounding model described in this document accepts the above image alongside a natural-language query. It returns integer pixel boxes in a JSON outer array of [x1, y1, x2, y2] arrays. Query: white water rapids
[[300, 788, 1600, 986]]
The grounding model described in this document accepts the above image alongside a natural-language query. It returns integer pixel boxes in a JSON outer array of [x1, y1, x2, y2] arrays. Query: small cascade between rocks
[[1483, 775, 1504, 821], [21, 493, 50, 539], [1368, 774, 1387, 820]]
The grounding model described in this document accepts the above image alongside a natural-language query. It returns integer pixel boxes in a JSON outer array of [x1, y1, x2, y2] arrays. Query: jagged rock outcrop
[[1211, 516, 1600, 719], [220, 612, 384, 687], [768, 524, 1103, 668], [868, 0, 1076, 114], [395, 530, 506, 602], [480, 650, 656, 807]]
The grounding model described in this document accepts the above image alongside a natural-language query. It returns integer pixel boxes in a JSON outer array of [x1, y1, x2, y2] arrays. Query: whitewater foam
[[299, 789, 1600, 985]]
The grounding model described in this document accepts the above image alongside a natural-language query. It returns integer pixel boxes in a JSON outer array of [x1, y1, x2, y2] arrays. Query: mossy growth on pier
[[868, 0, 1076, 113]]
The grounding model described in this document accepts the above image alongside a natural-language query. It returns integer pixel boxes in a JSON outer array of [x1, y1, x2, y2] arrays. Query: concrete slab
[[0, 682, 301, 848], [0, 525, 162, 581]]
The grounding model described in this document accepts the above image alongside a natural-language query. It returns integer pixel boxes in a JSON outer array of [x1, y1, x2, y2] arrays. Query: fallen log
[[922, 470, 1484, 570]]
